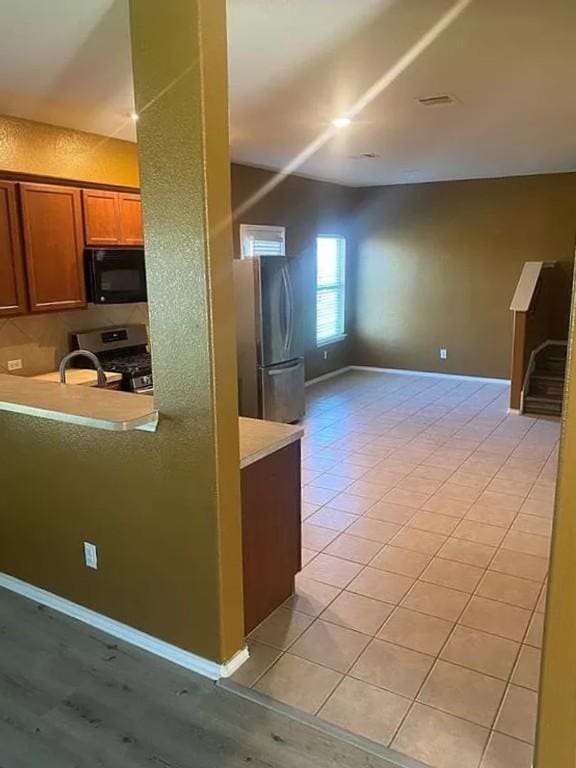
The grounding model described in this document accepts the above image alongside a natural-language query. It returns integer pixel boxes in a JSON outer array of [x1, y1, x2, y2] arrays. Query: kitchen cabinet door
[[0, 181, 27, 317], [83, 189, 121, 245], [20, 183, 86, 313], [241, 441, 302, 634], [118, 193, 144, 245]]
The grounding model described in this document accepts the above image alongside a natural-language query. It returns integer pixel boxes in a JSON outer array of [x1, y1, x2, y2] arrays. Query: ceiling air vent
[[417, 94, 457, 107], [348, 152, 381, 160]]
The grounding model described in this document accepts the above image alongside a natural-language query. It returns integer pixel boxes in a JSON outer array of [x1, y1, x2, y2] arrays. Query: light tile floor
[[233, 370, 558, 768]]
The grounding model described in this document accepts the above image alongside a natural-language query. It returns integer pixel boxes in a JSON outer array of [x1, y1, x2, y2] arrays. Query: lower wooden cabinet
[[241, 441, 302, 634], [20, 183, 86, 313], [0, 181, 27, 317]]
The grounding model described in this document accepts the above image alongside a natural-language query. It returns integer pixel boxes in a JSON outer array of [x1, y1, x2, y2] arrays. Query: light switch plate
[[83, 542, 98, 569], [440, 348, 448, 360]]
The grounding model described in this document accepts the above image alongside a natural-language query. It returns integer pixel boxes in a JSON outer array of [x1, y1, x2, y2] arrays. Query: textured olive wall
[[0, 0, 244, 664], [0, 114, 140, 187], [352, 174, 576, 378], [231, 164, 356, 381], [536, 271, 576, 767], [0, 117, 356, 383]]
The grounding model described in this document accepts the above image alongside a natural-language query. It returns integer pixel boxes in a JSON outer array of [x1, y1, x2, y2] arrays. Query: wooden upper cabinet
[[82, 189, 143, 247], [19, 183, 86, 313], [118, 193, 144, 246], [82, 189, 121, 245], [0, 181, 27, 317]]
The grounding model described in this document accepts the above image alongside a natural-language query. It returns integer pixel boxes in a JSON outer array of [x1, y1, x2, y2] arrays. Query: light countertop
[[32, 369, 123, 387], [0, 375, 303, 446], [239, 416, 303, 468], [0, 374, 158, 432]]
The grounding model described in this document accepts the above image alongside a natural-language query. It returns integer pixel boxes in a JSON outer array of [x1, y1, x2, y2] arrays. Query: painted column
[[128, 0, 244, 662]]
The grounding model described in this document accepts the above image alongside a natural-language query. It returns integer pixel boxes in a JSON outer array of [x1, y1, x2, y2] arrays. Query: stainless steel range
[[71, 325, 153, 395]]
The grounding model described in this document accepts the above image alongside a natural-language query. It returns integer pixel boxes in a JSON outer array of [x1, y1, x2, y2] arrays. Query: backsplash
[[0, 304, 149, 376]]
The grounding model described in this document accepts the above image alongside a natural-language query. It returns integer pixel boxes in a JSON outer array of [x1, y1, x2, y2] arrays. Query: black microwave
[[85, 248, 148, 304]]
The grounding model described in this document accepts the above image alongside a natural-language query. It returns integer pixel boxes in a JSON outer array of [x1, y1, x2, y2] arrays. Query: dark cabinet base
[[241, 441, 302, 635]]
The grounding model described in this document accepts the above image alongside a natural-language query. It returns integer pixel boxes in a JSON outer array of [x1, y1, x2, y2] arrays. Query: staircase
[[523, 342, 567, 417]]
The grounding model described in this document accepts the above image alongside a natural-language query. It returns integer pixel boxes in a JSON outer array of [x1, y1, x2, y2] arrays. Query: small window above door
[[240, 224, 286, 258]]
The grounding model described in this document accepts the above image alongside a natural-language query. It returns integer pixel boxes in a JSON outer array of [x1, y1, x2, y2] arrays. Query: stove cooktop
[[98, 350, 152, 376], [70, 326, 153, 391]]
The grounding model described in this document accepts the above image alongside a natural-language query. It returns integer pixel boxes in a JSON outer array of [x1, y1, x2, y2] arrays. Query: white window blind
[[316, 235, 346, 345], [240, 224, 286, 258]]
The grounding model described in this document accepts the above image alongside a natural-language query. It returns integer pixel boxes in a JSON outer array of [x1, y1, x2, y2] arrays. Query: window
[[240, 224, 286, 258], [316, 235, 346, 345]]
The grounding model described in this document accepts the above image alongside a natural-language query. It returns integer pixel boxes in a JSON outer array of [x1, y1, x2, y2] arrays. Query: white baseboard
[[349, 365, 510, 385], [305, 365, 510, 387], [305, 367, 352, 387], [0, 572, 249, 680]]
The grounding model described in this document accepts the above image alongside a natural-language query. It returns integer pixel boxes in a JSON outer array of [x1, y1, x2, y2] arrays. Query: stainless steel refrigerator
[[234, 256, 305, 423]]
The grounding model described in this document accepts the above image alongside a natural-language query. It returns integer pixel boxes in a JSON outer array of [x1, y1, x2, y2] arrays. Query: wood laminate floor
[[0, 586, 403, 768]]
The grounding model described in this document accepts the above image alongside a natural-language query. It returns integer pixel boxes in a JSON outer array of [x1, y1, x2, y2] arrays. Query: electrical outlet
[[84, 542, 98, 570], [323, 350, 328, 361], [7, 359, 22, 371], [439, 348, 448, 360]]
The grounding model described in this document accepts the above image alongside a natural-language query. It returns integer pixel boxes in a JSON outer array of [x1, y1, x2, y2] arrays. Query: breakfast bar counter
[[0, 370, 301, 633], [0, 374, 158, 432]]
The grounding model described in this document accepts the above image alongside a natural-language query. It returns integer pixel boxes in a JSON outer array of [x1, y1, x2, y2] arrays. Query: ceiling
[[0, 0, 575, 187]]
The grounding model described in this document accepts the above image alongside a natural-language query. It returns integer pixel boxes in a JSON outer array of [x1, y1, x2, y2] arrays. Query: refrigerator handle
[[267, 358, 303, 375], [285, 267, 295, 354], [279, 266, 287, 351], [281, 266, 291, 355]]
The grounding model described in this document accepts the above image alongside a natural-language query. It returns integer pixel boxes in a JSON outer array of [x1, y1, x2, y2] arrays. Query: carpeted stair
[[524, 343, 567, 417]]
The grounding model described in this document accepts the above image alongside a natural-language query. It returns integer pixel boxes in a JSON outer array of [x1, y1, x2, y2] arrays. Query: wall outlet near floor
[[7, 359, 22, 371], [323, 350, 329, 360], [439, 348, 448, 360], [83, 541, 98, 570]]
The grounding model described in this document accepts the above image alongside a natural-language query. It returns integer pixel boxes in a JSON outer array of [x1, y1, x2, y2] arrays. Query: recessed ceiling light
[[130, 111, 139, 121], [332, 116, 352, 129]]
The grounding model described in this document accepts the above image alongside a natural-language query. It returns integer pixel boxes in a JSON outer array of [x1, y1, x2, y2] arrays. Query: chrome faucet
[[59, 350, 107, 388]]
